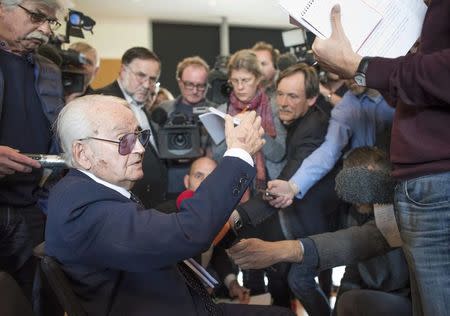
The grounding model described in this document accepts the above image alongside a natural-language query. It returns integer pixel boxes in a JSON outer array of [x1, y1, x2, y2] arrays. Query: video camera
[[38, 10, 96, 95], [280, 28, 329, 82], [206, 55, 232, 105], [151, 107, 209, 160]]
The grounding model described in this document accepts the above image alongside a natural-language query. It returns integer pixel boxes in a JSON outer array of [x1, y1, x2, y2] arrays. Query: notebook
[[280, 0, 382, 52]]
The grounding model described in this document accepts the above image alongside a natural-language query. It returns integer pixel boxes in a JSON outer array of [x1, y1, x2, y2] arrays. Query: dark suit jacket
[[93, 81, 168, 208], [44, 157, 255, 316], [239, 105, 341, 238]]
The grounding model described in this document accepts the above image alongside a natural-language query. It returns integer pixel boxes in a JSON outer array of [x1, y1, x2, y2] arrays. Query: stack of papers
[[279, 0, 427, 58]]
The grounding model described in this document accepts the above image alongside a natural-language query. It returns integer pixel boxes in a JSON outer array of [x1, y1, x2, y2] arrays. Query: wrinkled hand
[[0, 146, 41, 178], [266, 179, 295, 208], [229, 238, 302, 269], [225, 111, 265, 156], [312, 4, 362, 79], [228, 280, 250, 304]]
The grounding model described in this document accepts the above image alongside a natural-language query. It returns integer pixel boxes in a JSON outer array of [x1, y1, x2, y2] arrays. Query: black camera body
[[157, 113, 203, 160], [38, 10, 95, 95]]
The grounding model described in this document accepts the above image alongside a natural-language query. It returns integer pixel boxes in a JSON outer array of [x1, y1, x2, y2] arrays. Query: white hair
[[55, 95, 129, 167], [0, 0, 65, 11]]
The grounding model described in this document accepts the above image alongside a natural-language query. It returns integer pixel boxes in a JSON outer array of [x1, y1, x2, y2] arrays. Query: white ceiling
[[72, 0, 293, 28]]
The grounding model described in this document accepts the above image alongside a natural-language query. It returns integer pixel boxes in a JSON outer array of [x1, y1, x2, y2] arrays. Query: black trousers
[[336, 290, 412, 316], [0, 205, 45, 300]]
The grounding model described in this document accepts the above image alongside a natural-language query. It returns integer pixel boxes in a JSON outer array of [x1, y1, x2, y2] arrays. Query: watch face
[[354, 74, 366, 87]]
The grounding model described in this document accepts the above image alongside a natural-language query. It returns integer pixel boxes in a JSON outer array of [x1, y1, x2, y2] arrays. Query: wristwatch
[[325, 91, 333, 103], [354, 56, 372, 87]]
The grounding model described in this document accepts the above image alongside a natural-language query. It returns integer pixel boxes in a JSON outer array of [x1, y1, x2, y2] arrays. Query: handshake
[[224, 111, 266, 156]]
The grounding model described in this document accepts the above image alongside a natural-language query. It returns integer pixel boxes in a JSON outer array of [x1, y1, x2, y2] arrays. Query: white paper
[[279, 0, 427, 58], [279, 0, 382, 52], [198, 107, 240, 145], [183, 258, 219, 288], [360, 0, 427, 57]]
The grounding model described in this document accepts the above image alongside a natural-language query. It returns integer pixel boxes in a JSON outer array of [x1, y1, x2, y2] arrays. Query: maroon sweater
[[366, 0, 450, 180]]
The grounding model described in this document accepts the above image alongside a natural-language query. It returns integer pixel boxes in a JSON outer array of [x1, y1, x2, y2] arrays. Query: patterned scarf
[[228, 88, 277, 190]]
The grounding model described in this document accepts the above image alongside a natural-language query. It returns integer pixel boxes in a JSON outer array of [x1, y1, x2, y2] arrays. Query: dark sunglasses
[[79, 129, 151, 155]]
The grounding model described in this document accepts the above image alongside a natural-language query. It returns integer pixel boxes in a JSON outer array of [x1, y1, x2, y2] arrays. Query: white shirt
[[77, 148, 253, 199], [78, 169, 131, 199], [117, 80, 157, 150]]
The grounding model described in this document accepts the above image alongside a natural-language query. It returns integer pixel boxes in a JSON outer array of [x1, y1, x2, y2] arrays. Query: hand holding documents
[[199, 107, 240, 145], [280, 0, 427, 58]]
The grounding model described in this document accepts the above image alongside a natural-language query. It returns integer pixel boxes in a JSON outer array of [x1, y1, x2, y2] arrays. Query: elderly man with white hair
[[44, 95, 295, 316]]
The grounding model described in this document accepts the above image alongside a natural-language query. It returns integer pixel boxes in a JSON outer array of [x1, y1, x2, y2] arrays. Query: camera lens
[[169, 132, 191, 150]]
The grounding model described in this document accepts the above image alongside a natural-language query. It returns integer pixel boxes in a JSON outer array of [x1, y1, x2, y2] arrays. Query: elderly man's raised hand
[[0, 146, 41, 177], [312, 4, 362, 79], [225, 111, 265, 156]]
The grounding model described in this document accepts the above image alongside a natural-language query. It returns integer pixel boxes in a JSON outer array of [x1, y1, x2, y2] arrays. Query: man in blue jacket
[[44, 95, 294, 316]]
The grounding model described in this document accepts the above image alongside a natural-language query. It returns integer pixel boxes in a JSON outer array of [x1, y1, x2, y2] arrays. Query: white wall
[[67, 16, 151, 59]]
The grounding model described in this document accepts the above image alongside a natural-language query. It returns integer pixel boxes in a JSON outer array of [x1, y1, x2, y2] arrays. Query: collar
[[77, 169, 131, 199], [358, 90, 382, 103], [0, 40, 34, 63], [117, 80, 144, 108]]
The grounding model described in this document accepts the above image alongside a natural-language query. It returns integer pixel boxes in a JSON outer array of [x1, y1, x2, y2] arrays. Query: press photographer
[[158, 56, 218, 194]]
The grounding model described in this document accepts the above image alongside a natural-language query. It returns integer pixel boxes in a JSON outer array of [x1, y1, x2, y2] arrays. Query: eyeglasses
[[126, 66, 159, 86], [78, 129, 151, 155], [17, 5, 61, 31], [229, 77, 255, 87], [180, 80, 208, 92]]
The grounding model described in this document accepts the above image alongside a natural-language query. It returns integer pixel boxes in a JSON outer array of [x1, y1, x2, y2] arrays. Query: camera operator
[[0, 0, 65, 300], [158, 56, 217, 194], [68, 41, 99, 96], [94, 47, 168, 208]]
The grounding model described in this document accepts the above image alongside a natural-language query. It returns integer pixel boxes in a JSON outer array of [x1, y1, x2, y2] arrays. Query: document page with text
[[280, 0, 427, 58]]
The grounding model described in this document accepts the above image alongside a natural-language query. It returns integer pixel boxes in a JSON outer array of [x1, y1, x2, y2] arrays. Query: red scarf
[[228, 88, 276, 190]]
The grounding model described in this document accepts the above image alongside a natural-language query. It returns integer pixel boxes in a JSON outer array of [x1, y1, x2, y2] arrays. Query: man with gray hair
[[44, 94, 294, 316], [0, 0, 65, 299]]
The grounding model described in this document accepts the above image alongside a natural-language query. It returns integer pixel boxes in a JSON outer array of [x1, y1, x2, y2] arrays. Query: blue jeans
[[395, 171, 450, 316]]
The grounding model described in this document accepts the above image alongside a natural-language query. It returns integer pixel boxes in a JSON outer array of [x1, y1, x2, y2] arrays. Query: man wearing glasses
[[45, 94, 294, 316], [95, 46, 168, 209], [160, 56, 216, 120], [0, 0, 65, 299], [159, 56, 217, 194]]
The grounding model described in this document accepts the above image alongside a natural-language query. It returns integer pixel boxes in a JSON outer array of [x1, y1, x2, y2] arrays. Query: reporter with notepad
[[211, 49, 286, 186], [311, 2, 450, 315]]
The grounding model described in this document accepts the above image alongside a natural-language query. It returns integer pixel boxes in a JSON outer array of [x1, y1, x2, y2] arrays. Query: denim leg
[[394, 171, 450, 316], [288, 263, 331, 316]]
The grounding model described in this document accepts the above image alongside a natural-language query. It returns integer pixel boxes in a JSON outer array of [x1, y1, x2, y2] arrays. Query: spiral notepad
[[281, 0, 382, 52]]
